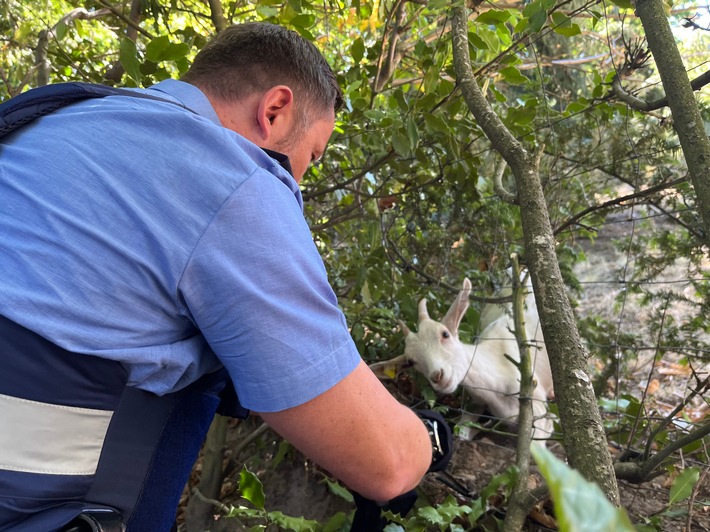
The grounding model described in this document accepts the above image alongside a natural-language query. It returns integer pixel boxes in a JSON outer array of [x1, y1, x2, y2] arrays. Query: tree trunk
[[104, 0, 143, 83], [450, 5, 621, 505], [206, 0, 228, 32], [634, 0, 710, 248], [184, 414, 228, 531]]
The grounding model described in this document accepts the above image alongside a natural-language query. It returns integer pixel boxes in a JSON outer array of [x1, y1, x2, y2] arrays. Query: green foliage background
[[2, 0, 709, 527]]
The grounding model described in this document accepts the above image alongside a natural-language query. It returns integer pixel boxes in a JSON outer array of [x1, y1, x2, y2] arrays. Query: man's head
[[182, 22, 343, 181]]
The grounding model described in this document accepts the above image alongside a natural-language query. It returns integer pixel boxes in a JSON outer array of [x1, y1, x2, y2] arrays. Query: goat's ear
[[441, 278, 472, 334], [397, 319, 411, 337], [369, 354, 408, 380], [417, 298, 430, 323]]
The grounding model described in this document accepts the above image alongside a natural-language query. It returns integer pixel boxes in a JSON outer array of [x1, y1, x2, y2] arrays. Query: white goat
[[373, 274, 554, 446]]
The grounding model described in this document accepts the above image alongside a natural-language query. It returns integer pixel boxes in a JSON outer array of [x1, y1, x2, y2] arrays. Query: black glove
[[350, 488, 418, 532]]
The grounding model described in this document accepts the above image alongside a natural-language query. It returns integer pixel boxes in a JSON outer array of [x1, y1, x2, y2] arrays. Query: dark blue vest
[[0, 315, 247, 531]]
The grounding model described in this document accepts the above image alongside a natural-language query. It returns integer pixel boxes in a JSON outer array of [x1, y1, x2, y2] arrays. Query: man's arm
[[257, 359, 432, 502]]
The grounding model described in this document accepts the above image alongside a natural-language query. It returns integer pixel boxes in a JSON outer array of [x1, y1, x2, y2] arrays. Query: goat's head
[[397, 278, 473, 394]]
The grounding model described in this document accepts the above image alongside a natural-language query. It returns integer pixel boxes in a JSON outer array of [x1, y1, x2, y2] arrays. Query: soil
[[177, 213, 710, 531]]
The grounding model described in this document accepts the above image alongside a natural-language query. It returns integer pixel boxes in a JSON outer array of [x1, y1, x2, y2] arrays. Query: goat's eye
[[441, 330, 450, 339]]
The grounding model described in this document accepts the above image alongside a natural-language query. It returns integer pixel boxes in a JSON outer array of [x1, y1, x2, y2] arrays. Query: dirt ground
[[177, 410, 710, 531], [178, 214, 710, 531]]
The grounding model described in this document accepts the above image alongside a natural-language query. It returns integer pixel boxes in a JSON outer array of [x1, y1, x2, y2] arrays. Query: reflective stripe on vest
[[0, 315, 246, 532], [0, 394, 113, 475]]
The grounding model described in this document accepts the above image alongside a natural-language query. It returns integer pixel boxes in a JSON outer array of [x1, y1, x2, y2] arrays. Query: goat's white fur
[[373, 273, 554, 446]]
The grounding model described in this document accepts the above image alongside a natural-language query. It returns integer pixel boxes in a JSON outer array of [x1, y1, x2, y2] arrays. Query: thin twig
[[191, 486, 232, 515], [643, 372, 710, 462], [686, 466, 709, 532]]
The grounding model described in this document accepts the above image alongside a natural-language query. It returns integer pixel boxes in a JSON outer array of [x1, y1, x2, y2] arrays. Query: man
[[0, 22, 436, 531]]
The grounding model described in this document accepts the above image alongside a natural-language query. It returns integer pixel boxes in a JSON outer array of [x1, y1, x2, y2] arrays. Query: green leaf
[[418, 506, 445, 525], [322, 478, 354, 502], [74, 19, 86, 38], [351, 37, 365, 63], [272, 439, 291, 467], [391, 129, 411, 157], [565, 101, 588, 115], [467, 30, 489, 50], [424, 114, 450, 135], [554, 24, 581, 37], [608, 0, 633, 8], [528, 9, 547, 33], [550, 13, 581, 36], [322, 512, 349, 532], [145, 35, 170, 62], [361, 280, 373, 306], [55, 20, 68, 41], [239, 466, 266, 510], [490, 85, 507, 102], [290, 14, 316, 28], [532, 445, 635, 532], [406, 118, 419, 151], [161, 42, 190, 61], [268, 511, 319, 531], [292, 26, 315, 40], [423, 67, 441, 93], [256, 5, 279, 18], [475, 9, 511, 24], [599, 397, 631, 413], [119, 38, 142, 83], [669, 467, 701, 505], [392, 89, 408, 112], [175, 56, 190, 76], [500, 66, 528, 85], [513, 17, 529, 34], [523, 0, 551, 33], [476, 26, 500, 52]]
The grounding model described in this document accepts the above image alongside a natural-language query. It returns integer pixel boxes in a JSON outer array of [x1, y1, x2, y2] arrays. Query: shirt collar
[[145, 79, 301, 204], [146, 79, 222, 126]]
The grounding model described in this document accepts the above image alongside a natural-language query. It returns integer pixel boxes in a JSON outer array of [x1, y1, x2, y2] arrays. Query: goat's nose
[[430, 369, 444, 384]]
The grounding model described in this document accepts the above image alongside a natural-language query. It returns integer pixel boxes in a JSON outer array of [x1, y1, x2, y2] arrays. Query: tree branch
[[34, 7, 111, 87], [493, 158, 518, 204], [611, 69, 710, 112], [94, 0, 154, 39], [615, 420, 710, 483], [554, 176, 688, 235]]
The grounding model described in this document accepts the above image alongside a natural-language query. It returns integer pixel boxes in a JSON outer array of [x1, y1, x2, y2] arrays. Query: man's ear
[[256, 85, 294, 142]]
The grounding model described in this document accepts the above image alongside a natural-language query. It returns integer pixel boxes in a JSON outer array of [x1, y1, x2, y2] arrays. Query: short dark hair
[[182, 22, 343, 123]]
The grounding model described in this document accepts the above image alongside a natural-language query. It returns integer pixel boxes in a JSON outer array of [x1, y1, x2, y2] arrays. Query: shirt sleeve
[[177, 169, 361, 412]]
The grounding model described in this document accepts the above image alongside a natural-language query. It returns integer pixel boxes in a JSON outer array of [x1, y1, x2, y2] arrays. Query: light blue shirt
[[0, 79, 360, 412]]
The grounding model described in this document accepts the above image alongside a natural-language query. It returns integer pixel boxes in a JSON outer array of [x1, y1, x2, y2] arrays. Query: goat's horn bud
[[418, 298, 430, 322], [397, 319, 410, 337]]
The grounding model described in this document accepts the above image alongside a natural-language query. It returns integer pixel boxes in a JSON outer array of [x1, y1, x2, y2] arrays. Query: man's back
[[0, 79, 365, 530]]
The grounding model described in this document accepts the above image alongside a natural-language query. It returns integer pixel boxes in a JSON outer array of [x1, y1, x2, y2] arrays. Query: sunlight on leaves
[[239, 465, 266, 510]]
